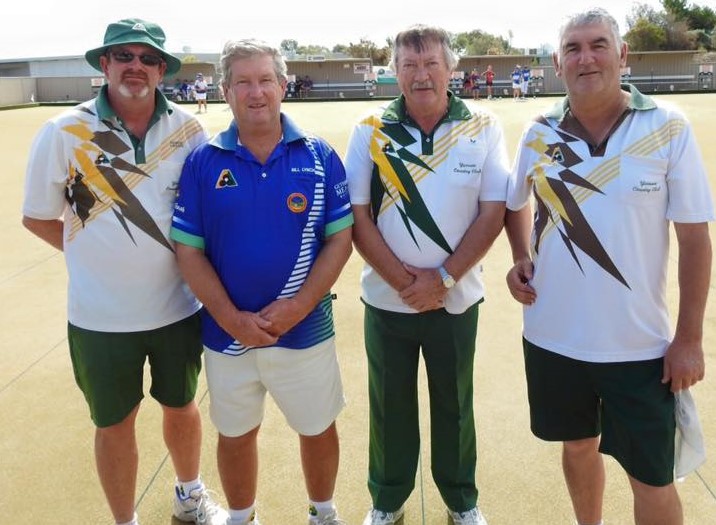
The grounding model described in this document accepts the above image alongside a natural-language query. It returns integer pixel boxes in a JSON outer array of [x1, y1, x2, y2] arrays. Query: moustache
[[411, 82, 434, 91], [121, 71, 149, 82]]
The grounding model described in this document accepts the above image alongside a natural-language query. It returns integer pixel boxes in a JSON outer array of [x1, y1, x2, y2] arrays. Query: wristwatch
[[438, 266, 456, 289]]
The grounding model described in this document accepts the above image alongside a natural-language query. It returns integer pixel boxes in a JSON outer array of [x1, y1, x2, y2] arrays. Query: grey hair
[[220, 39, 288, 87], [389, 24, 458, 72], [557, 7, 623, 55]]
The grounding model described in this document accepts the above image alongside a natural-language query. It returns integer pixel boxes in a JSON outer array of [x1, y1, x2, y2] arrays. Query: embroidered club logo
[[215, 169, 237, 189], [287, 192, 308, 213]]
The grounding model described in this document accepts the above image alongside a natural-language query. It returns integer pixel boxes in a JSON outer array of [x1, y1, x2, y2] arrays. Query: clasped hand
[[399, 263, 447, 312], [226, 297, 308, 348]]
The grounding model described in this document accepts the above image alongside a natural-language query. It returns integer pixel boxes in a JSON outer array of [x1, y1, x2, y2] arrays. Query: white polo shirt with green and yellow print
[[345, 94, 510, 314], [23, 86, 209, 332], [507, 85, 715, 363]]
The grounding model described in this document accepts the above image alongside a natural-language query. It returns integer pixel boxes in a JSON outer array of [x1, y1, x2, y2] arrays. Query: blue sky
[[2, 0, 670, 60]]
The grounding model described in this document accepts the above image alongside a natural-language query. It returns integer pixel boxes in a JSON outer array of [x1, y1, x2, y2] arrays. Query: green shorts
[[523, 339, 675, 486], [68, 313, 203, 428]]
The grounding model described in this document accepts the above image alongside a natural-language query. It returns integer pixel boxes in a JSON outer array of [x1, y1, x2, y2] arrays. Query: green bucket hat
[[85, 18, 182, 75]]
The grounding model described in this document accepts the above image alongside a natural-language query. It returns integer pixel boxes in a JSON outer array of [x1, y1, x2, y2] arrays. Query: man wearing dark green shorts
[[505, 8, 714, 525], [22, 18, 226, 525], [345, 24, 509, 525]]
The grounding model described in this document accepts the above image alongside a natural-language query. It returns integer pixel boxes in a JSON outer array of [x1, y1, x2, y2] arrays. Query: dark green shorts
[[68, 313, 203, 428], [523, 339, 675, 486]]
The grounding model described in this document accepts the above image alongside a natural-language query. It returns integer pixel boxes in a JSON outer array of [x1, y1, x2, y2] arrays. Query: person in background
[[21, 18, 227, 525], [345, 23, 509, 525], [173, 78, 183, 100], [295, 75, 304, 98], [171, 39, 353, 525], [181, 79, 190, 101], [194, 72, 209, 113], [505, 7, 714, 525], [481, 64, 495, 100], [301, 74, 313, 98], [511, 64, 522, 100], [520, 65, 530, 99], [469, 68, 481, 100]]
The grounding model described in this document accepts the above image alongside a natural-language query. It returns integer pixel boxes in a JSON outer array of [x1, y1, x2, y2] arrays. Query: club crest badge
[[215, 169, 237, 189], [287, 192, 308, 213]]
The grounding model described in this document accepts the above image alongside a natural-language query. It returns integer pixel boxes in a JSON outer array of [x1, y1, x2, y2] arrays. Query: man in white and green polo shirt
[[22, 18, 226, 525], [505, 8, 714, 525], [345, 24, 509, 525]]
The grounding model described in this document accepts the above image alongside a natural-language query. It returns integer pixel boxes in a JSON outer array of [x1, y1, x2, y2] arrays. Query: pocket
[[449, 139, 486, 190], [285, 171, 320, 216], [618, 154, 667, 207]]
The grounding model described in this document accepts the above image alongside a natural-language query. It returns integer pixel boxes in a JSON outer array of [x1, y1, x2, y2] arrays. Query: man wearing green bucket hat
[[22, 18, 227, 525], [84, 18, 184, 76]]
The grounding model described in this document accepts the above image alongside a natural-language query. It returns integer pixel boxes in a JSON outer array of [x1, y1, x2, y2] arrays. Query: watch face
[[439, 266, 455, 288]]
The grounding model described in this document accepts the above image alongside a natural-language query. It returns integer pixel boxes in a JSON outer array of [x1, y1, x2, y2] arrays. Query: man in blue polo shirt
[[511, 64, 522, 100], [520, 65, 530, 99], [171, 39, 353, 525]]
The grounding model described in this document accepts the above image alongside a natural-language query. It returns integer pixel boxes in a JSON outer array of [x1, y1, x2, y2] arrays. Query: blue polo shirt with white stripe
[[170, 114, 353, 355]]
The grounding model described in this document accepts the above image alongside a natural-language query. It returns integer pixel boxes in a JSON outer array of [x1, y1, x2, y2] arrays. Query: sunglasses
[[109, 50, 164, 67]]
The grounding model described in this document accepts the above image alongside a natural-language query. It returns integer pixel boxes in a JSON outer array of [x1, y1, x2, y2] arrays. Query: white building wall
[[29, 57, 96, 78]]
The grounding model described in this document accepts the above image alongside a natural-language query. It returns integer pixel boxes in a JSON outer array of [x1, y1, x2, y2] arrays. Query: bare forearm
[[352, 205, 413, 291], [22, 216, 64, 251], [293, 228, 353, 312], [175, 244, 239, 328], [257, 228, 353, 336], [674, 222, 712, 343], [176, 244, 279, 347], [443, 201, 505, 280], [505, 206, 532, 262]]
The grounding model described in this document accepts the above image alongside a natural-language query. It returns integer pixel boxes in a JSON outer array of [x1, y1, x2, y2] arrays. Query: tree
[[664, 14, 696, 49], [687, 4, 716, 31], [344, 38, 391, 64], [627, 2, 665, 27], [332, 44, 348, 55], [625, 18, 668, 50], [626, 2, 705, 50], [451, 30, 512, 56], [280, 39, 299, 57], [373, 47, 391, 66], [297, 44, 331, 56], [690, 28, 713, 49], [661, 0, 689, 20]]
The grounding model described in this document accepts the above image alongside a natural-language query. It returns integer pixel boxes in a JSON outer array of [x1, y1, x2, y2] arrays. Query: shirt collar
[[210, 112, 307, 151], [380, 91, 472, 125], [544, 83, 657, 121]]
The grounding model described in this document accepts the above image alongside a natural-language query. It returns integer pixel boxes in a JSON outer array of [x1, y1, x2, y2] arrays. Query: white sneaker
[[447, 506, 488, 525], [308, 508, 347, 524], [362, 507, 405, 525], [173, 484, 230, 524]]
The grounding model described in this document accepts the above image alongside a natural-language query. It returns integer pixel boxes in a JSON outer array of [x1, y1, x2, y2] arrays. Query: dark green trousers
[[364, 302, 480, 513]]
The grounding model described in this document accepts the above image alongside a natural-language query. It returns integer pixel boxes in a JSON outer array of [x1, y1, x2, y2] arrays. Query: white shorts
[[521, 82, 529, 92], [195, 92, 207, 101], [204, 338, 345, 437]]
